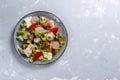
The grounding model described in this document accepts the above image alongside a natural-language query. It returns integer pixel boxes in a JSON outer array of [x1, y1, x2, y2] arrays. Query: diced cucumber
[[39, 56, 48, 61], [34, 49, 42, 52], [59, 41, 64, 48], [40, 16, 46, 27], [34, 32, 37, 37], [33, 44, 42, 52], [29, 57, 34, 63], [40, 21, 46, 27], [41, 37, 46, 41], [55, 46, 60, 53], [18, 47, 24, 54], [36, 43, 42, 49], [17, 35, 24, 42], [55, 33, 61, 39], [20, 21, 26, 28], [36, 34, 41, 38], [34, 31, 41, 38], [17, 30, 25, 35], [27, 40, 32, 44], [49, 45, 52, 52], [60, 41, 64, 45], [21, 27, 26, 31]]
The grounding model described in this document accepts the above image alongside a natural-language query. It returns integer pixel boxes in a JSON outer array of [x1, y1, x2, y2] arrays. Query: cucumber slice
[[18, 47, 24, 54], [17, 30, 25, 35], [17, 35, 24, 42]]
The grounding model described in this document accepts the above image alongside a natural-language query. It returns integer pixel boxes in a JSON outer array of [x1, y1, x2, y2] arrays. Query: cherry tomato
[[33, 52, 42, 60], [28, 24, 37, 31], [51, 27, 59, 34]]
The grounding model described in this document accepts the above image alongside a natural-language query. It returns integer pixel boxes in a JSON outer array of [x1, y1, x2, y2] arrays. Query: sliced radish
[[23, 32, 30, 39], [46, 32, 55, 41], [34, 38, 41, 43], [35, 27, 46, 34], [51, 41, 59, 49]]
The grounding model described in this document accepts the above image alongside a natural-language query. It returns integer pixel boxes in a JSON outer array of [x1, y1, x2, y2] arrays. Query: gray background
[[0, 0, 120, 80]]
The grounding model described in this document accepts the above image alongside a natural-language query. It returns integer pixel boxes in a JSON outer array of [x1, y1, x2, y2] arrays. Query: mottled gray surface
[[0, 0, 120, 80]]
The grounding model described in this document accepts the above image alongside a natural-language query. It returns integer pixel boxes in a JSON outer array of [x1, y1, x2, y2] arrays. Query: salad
[[16, 16, 65, 63]]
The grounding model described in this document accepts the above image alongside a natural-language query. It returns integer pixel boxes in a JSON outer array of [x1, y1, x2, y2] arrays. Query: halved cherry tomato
[[29, 34, 34, 41], [28, 24, 37, 31], [51, 27, 59, 34], [33, 52, 42, 60]]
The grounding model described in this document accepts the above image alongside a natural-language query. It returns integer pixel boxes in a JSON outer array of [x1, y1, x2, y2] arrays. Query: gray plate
[[13, 11, 68, 65]]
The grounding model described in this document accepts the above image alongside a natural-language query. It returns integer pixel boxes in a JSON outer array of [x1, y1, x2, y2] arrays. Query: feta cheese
[[23, 45, 32, 57], [24, 16, 32, 28], [43, 52, 52, 60]]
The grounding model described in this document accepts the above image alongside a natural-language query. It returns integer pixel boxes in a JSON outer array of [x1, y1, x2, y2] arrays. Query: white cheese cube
[[43, 52, 52, 60], [24, 16, 32, 28]]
